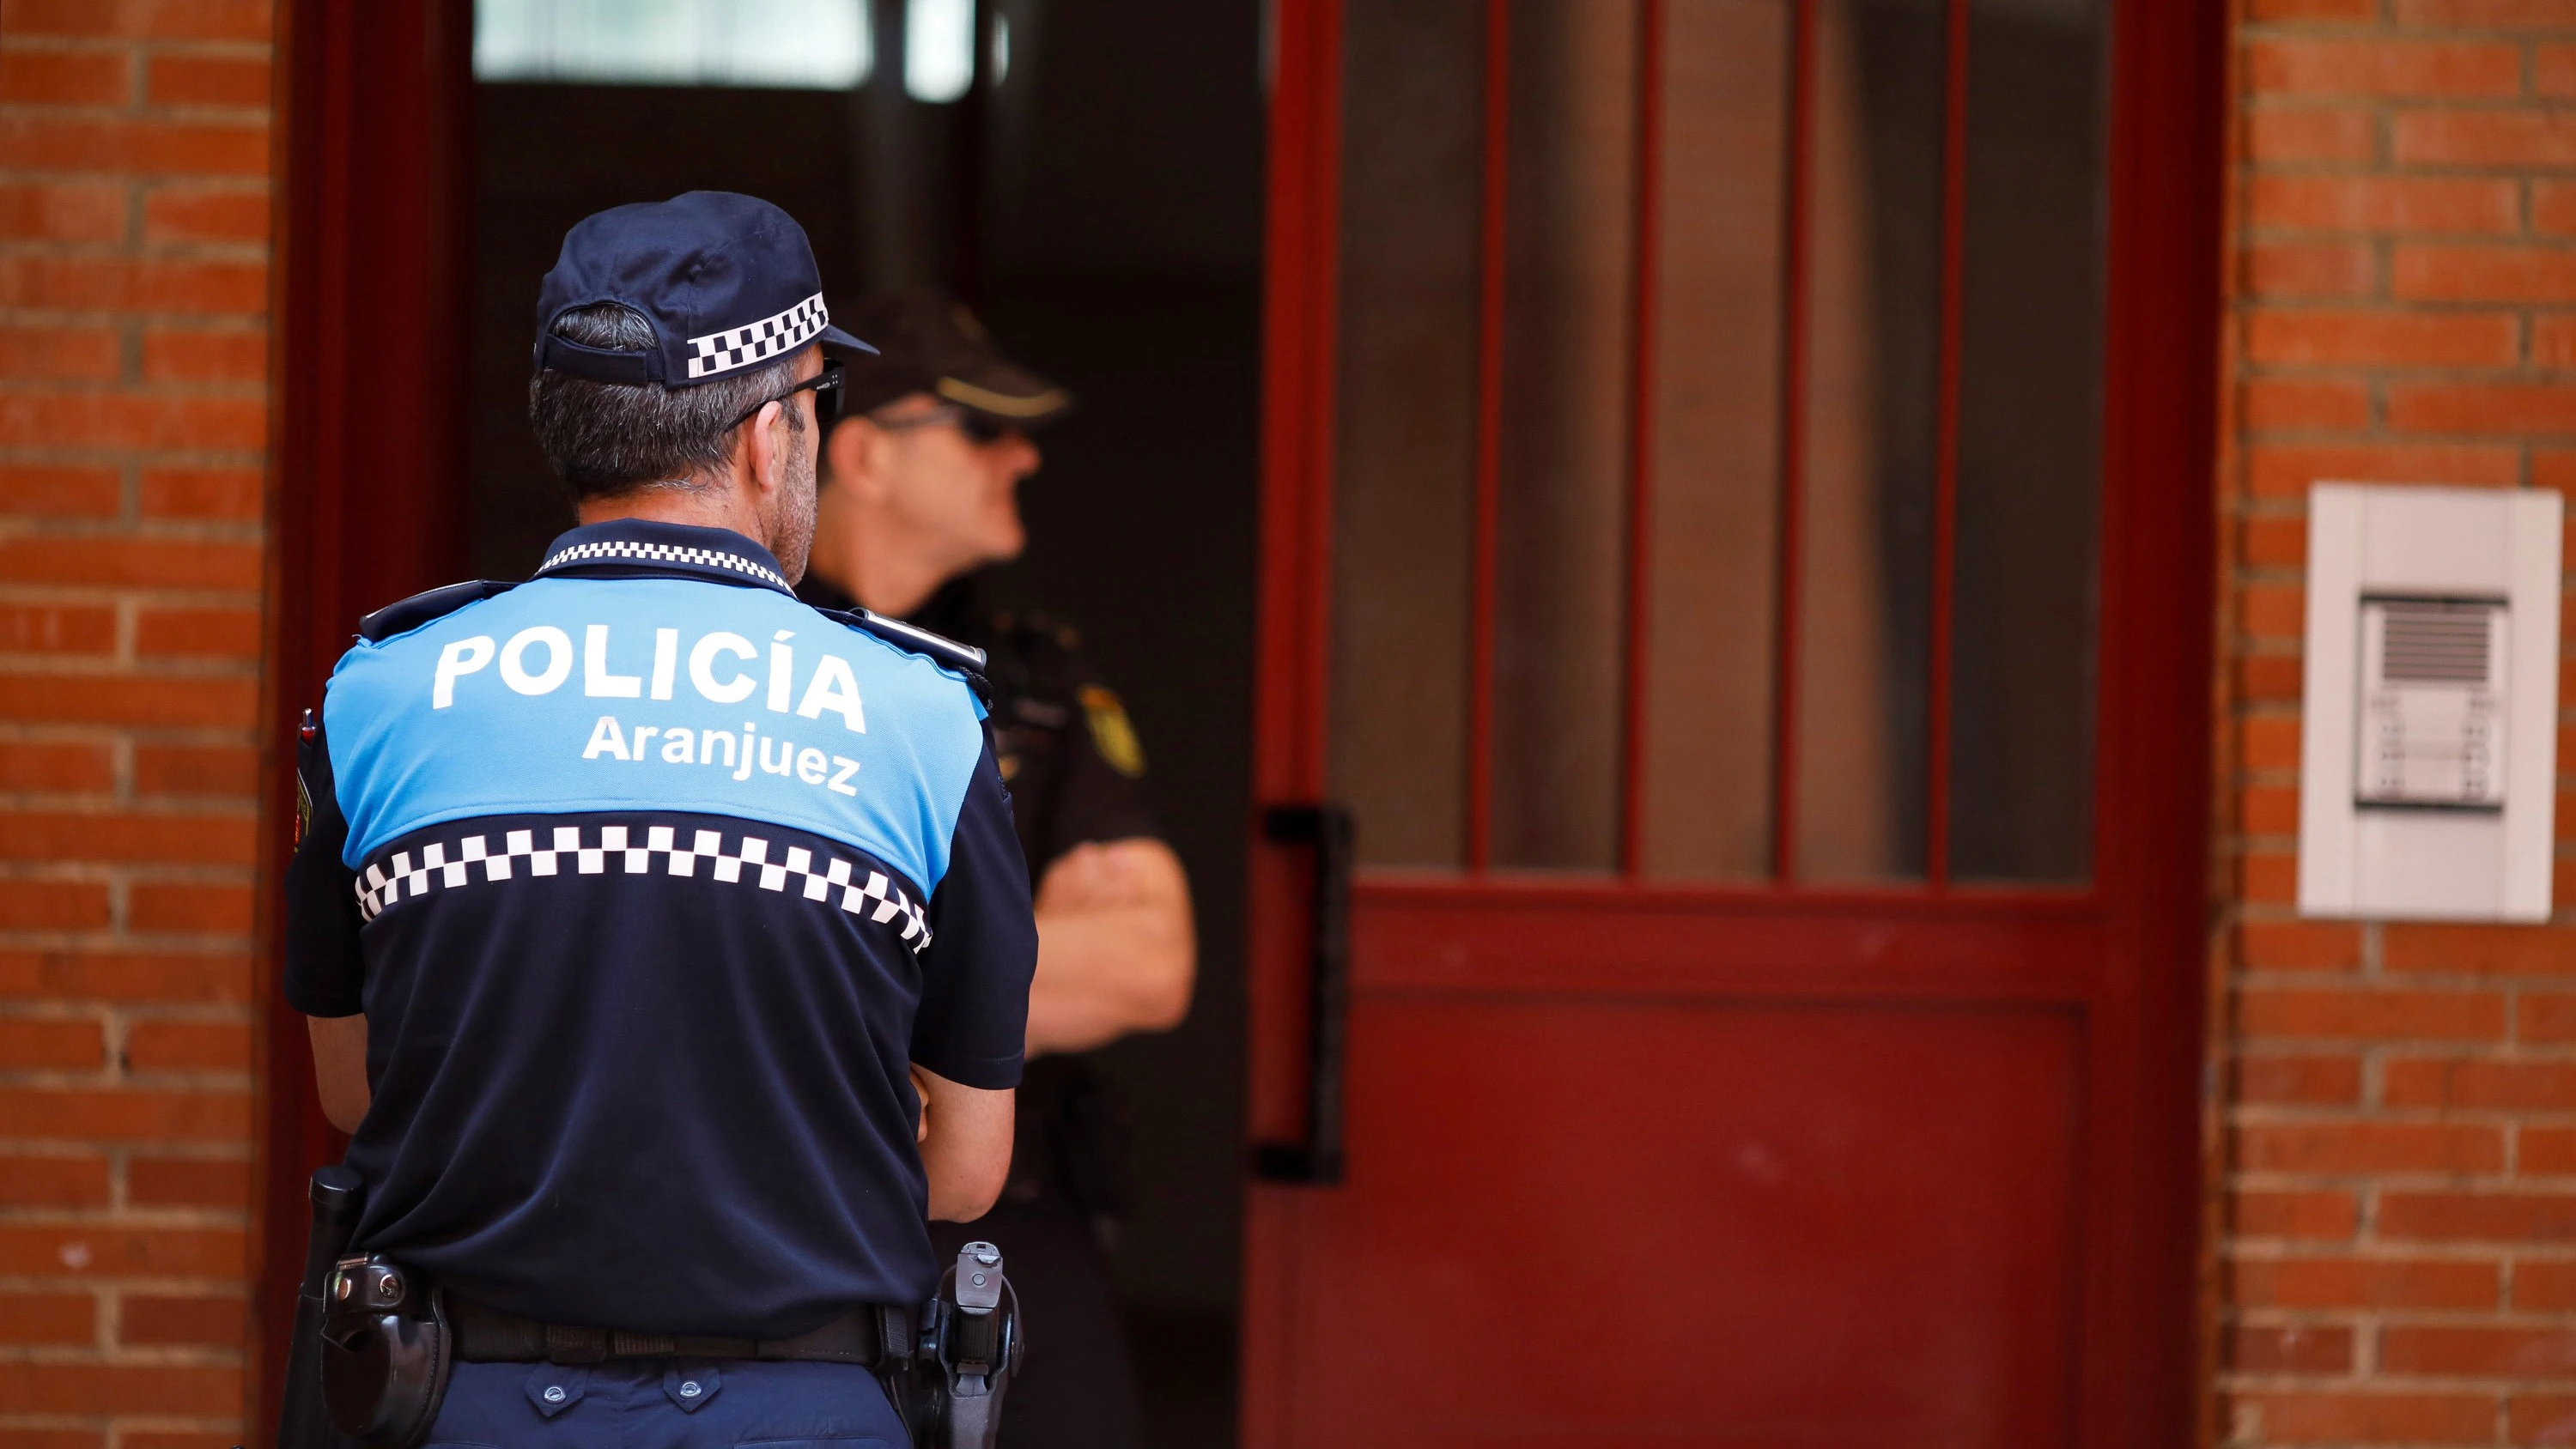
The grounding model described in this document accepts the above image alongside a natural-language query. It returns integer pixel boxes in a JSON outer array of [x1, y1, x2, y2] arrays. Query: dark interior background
[[466, 4, 1263, 1442]]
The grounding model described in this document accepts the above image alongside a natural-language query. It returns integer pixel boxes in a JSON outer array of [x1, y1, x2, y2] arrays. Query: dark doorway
[[465, 5, 1265, 1444]]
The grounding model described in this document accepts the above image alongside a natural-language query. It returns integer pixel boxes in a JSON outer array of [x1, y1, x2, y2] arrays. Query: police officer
[[796, 288, 1194, 1449], [283, 193, 1036, 1441]]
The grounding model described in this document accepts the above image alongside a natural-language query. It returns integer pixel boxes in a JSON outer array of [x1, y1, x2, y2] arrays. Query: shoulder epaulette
[[358, 580, 517, 642], [819, 606, 990, 676]]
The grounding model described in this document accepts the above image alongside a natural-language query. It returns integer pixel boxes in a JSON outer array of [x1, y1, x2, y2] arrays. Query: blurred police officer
[[284, 194, 1036, 1441], [797, 288, 1194, 1449]]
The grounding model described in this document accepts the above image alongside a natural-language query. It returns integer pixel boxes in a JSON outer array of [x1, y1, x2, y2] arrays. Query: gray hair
[[527, 302, 804, 500]]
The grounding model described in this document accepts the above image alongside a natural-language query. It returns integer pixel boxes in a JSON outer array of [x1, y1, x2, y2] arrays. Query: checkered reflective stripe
[[355, 824, 933, 951], [685, 292, 829, 380], [536, 539, 789, 591]]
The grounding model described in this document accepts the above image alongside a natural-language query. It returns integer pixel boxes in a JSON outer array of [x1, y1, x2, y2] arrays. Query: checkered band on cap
[[537, 538, 789, 591], [686, 292, 830, 380], [355, 822, 933, 953]]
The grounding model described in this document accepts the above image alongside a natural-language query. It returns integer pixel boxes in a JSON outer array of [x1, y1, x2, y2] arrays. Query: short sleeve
[[911, 736, 1037, 1088], [1034, 670, 1161, 870], [283, 712, 365, 1017]]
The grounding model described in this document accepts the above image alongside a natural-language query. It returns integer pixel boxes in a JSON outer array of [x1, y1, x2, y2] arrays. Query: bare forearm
[[914, 1065, 1014, 1221], [1025, 899, 1194, 1055]]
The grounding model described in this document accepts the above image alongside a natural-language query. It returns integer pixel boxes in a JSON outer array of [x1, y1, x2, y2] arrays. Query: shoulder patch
[[1080, 685, 1146, 777], [358, 579, 517, 642]]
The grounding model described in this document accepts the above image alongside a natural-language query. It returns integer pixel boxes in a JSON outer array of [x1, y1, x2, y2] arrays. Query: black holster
[[889, 1241, 1024, 1449], [319, 1254, 453, 1449]]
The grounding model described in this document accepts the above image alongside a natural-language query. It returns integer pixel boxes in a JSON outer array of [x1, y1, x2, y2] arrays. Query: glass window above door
[[473, 0, 874, 89], [1324, 0, 2111, 887]]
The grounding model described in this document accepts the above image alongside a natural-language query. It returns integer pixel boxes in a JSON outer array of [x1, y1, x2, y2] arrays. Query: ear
[[825, 415, 884, 501], [742, 398, 787, 501]]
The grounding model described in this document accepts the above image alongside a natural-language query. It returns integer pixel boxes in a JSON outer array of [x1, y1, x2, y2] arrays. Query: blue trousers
[[425, 1357, 908, 1447]]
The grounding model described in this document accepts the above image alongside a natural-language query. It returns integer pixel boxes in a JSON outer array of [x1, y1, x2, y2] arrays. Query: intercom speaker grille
[[2379, 600, 2492, 684]]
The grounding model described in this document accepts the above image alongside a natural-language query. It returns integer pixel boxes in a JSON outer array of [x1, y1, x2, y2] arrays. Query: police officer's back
[[283, 195, 1036, 1441], [798, 289, 1194, 1449]]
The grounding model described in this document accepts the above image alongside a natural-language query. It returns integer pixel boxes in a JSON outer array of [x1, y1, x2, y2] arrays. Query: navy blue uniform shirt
[[283, 519, 1036, 1338]]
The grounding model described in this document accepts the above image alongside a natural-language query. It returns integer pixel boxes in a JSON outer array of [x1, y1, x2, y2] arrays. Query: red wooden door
[[1243, 2, 2221, 1445]]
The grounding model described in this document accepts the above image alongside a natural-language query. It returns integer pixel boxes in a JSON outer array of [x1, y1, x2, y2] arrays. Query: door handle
[[1254, 802, 1352, 1185]]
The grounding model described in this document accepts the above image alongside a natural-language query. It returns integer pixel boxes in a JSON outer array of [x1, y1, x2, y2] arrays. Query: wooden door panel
[[1280, 997, 2082, 1445]]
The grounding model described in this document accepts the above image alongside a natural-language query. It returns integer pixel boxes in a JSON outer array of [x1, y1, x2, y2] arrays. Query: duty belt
[[447, 1295, 909, 1367]]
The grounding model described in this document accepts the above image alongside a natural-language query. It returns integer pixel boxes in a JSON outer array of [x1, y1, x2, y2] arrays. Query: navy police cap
[[534, 191, 872, 388]]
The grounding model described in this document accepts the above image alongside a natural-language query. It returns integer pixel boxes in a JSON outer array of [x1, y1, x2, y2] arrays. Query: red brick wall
[[0, 1, 271, 1441], [2221, 0, 2576, 1443]]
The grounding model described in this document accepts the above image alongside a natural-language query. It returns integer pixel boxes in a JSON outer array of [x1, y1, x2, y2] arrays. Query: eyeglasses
[[866, 402, 1015, 446], [728, 360, 845, 432]]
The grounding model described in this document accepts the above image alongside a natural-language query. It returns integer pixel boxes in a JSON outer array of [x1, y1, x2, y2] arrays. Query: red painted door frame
[[252, 0, 472, 1424], [1242, 0, 2224, 1441]]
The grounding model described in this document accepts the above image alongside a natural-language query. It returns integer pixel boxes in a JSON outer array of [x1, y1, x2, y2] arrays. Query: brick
[[2244, 782, 2303, 832], [136, 604, 260, 658], [2245, 377, 2372, 430], [2397, 110, 2576, 169], [0, 114, 265, 176], [0, 0, 271, 39], [2535, 315, 2576, 367], [0, 1087, 246, 1141], [0, 51, 131, 107], [0, 880, 109, 931], [0, 1292, 92, 1345], [0, 743, 112, 792], [0, 1154, 105, 1205], [2237, 1391, 2494, 1442], [0, 949, 251, 1004], [2545, 45, 2576, 99], [2247, 241, 2378, 298], [2397, 246, 2576, 305], [0, 182, 123, 241], [127, 881, 251, 935], [139, 325, 264, 385], [2245, 714, 2303, 768], [0, 255, 265, 314], [2513, 1396, 2576, 1444], [0, 534, 260, 589], [2249, 40, 2523, 99], [121, 1436, 236, 1449], [2247, 443, 2522, 494], [2522, 1125, 2576, 1174], [120, 1292, 241, 1347], [2382, 1191, 2576, 1240], [0, 1434, 102, 1449], [2541, 182, 2576, 237], [0, 812, 255, 865], [2229, 1255, 2499, 1308], [0, 324, 116, 380], [2386, 1059, 2576, 1110], [2235, 1053, 2364, 1104], [2523, 992, 2576, 1042], [0, 603, 114, 652], [0, 1223, 242, 1276], [0, 463, 118, 517], [2243, 920, 2361, 975], [140, 464, 261, 518], [0, 1015, 100, 1069], [0, 391, 265, 452], [2250, 0, 2376, 18], [0, 1362, 240, 1416], [2247, 106, 2379, 163], [142, 184, 265, 244], [2384, 1325, 2576, 1376], [2237, 1120, 2504, 1173], [2247, 308, 2521, 367], [2397, 0, 2576, 27], [2244, 583, 2307, 637], [2242, 513, 2306, 567], [0, 676, 259, 730], [146, 52, 268, 109], [127, 1153, 246, 1208], [2515, 1260, 2576, 1309], [2239, 987, 2506, 1041], [2389, 382, 2576, 434], [2228, 1324, 2353, 1374], [2233, 1188, 2360, 1239], [2243, 851, 2299, 902], [2389, 923, 2576, 975], [124, 1018, 246, 1072], [132, 743, 256, 797]]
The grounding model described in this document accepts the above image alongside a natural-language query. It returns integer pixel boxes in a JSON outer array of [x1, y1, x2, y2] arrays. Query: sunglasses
[[728, 360, 846, 432], [867, 402, 1015, 446]]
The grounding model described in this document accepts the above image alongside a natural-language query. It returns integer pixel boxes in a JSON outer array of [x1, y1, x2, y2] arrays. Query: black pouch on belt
[[319, 1254, 453, 1449]]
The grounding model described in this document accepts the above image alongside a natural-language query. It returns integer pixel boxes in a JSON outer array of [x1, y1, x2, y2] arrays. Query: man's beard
[[770, 421, 818, 584]]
